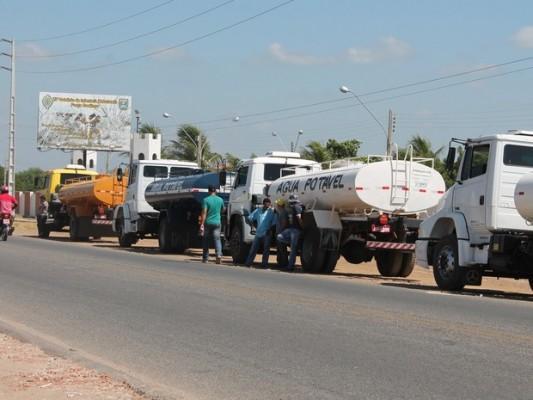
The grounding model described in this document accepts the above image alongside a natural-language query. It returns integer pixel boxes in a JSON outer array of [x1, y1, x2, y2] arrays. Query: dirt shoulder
[[0, 333, 145, 400]]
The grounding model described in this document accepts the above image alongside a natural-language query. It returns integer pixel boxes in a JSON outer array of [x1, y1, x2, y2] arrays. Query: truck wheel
[[230, 224, 250, 264], [301, 228, 326, 273], [432, 235, 466, 291], [397, 253, 415, 277], [375, 251, 403, 277], [69, 216, 79, 241], [321, 250, 339, 274], [117, 219, 133, 248], [158, 218, 173, 253], [529, 278, 533, 291]]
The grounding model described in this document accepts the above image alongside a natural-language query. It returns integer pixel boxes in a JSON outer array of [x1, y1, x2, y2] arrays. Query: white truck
[[416, 130, 533, 291], [112, 159, 199, 247], [227, 150, 445, 276]]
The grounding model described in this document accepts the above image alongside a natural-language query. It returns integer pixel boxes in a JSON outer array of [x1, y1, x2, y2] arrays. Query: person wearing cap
[[244, 197, 276, 268], [199, 185, 224, 264], [276, 194, 303, 271]]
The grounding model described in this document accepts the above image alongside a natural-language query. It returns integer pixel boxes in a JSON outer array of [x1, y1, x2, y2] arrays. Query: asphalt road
[[0, 236, 531, 400]]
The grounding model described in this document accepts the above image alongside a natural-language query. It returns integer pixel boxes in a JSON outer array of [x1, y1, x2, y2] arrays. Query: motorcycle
[[0, 213, 11, 241]]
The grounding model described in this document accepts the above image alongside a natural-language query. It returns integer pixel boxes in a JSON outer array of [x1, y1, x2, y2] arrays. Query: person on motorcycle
[[0, 185, 17, 235]]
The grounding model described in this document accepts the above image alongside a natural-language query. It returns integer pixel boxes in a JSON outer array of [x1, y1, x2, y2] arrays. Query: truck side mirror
[[445, 147, 456, 172], [116, 168, 124, 182], [219, 170, 227, 187]]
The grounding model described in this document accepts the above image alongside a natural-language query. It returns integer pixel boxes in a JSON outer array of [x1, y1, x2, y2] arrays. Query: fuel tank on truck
[[514, 173, 533, 224], [268, 160, 445, 215]]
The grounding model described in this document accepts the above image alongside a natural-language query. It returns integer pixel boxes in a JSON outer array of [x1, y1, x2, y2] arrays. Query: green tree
[[223, 153, 241, 171], [139, 122, 161, 139], [162, 124, 216, 168], [15, 168, 45, 191], [301, 139, 361, 162]]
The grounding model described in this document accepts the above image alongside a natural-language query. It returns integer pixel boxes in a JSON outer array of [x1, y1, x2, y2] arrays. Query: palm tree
[[162, 124, 215, 168], [300, 141, 331, 162], [408, 134, 444, 158]]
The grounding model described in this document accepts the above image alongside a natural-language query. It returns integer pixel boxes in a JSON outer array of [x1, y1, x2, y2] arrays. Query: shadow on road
[[23, 235, 117, 245], [330, 271, 418, 284], [381, 282, 533, 302]]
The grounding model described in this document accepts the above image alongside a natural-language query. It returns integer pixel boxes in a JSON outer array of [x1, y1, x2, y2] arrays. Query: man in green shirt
[[200, 185, 224, 264]]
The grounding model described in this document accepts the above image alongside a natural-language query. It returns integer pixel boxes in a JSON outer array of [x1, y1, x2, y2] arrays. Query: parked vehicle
[[57, 173, 128, 241], [416, 130, 533, 291], [227, 150, 445, 276], [35, 165, 99, 238], [144, 170, 233, 253], [112, 159, 200, 247]]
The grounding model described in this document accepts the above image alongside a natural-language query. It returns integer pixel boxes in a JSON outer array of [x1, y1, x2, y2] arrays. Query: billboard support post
[[1, 38, 15, 195]]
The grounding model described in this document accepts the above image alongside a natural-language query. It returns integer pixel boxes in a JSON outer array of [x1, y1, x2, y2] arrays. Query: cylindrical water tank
[[515, 173, 533, 223]]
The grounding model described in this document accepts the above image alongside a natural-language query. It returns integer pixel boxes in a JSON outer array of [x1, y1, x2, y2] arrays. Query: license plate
[[2, 219, 9, 225], [371, 224, 391, 233]]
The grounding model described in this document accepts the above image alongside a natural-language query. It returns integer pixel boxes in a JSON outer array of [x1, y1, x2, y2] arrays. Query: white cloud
[[149, 47, 187, 60], [268, 37, 412, 66], [512, 26, 533, 48], [18, 43, 50, 58], [268, 43, 335, 65], [346, 36, 412, 64]]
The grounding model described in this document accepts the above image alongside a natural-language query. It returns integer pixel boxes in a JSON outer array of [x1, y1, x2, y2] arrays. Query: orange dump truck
[[58, 173, 128, 241]]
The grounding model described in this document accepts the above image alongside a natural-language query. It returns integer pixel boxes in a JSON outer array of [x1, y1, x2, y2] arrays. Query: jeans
[[202, 224, 222, 260], [245, 233, 272, 267], [277, 228, 300, 269]]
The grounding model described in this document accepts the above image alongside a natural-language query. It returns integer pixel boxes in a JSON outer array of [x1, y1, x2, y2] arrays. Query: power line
[[19, 0, 176, 42], [19, 0, 296, 74], [205, 63, 533, 132], [18, 0, 235, 58], [193, 55, 533, 125]]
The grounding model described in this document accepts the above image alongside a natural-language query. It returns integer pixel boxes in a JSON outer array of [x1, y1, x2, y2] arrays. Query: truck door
[[453, 143, 491, 243], [229, 166, 250, 216]]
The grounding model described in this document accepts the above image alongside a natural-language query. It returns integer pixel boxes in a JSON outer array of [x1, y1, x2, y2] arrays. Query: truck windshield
[[503, 144, 533, 167], [264, 164, 299, 181], [143, 166, 168, 178]]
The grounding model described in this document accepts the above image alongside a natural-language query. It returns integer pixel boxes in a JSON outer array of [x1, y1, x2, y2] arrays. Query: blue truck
[[145, 171, 233, 253]]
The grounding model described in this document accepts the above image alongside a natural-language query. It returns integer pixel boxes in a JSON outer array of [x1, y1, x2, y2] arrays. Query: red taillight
[[379, 214, 389, 225]]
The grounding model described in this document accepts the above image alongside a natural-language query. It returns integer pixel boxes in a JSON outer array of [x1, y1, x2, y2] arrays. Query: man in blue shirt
[[245, 198, 276, 268]]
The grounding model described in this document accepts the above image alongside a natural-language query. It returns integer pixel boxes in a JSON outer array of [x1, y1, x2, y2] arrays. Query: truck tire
[[69, 215, 79, 241], [375, 251, 403, 277], [397, 253, 415, 277], [529, 278, 533, 291], [301, 228, 326, 273], [116, 218, 134, 247], [230, 223, 250, 264], [321, 250, 339, 274], [158, 217, 173, 253], [432, 235, 466, 291]]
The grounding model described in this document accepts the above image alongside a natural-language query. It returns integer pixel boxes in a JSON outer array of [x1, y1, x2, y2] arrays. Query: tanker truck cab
[[227, 151, 319, 263], [113, 159, 200, 247], [416, 130, 533, 291]]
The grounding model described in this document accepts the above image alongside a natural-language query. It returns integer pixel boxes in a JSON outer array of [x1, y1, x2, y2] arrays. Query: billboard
[[38, 92, 132, 151]]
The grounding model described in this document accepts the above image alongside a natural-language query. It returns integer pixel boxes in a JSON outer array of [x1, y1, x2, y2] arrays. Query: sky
[[1, 0, 533, 171]]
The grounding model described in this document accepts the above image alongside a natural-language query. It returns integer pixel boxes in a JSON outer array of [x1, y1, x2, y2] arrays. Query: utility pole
[[197, 134, 202, 167], [1, 38, 15, 195], [387, 109, 396, 157]]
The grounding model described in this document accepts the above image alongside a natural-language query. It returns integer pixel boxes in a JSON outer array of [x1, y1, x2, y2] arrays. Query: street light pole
[[1, 38, 15, 195], [339, 85, 390, 156], [291, 129, 303, 152]]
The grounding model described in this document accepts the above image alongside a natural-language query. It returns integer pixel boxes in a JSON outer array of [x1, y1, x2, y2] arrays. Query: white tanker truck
[[228, 149, 445, 277], [416, 130, 533, 291]]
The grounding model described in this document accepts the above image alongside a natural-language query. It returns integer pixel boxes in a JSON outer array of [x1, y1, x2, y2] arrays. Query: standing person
[[199, 185, 224, 264], [276, 194, 303, 271], [274, 198, 289, 268], [245, 198, 276, 268], [37, 195, 49, 233]]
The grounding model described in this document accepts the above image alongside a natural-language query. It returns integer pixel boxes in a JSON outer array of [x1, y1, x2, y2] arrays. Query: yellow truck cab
[[36, 165, 98, 238]]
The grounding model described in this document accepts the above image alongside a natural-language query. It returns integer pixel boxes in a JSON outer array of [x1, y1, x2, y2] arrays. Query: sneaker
[[215, 257, 222, 265]]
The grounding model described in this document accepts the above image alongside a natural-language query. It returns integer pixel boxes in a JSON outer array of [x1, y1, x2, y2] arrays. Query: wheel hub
[[437, 246, 455, 278]]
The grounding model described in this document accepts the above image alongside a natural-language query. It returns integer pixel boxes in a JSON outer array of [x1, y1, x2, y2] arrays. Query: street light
[[162, 112, 206, 167], [271, 131, 288, 151], [291, 129, 303, 152], [339, 85, 391, 155]]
